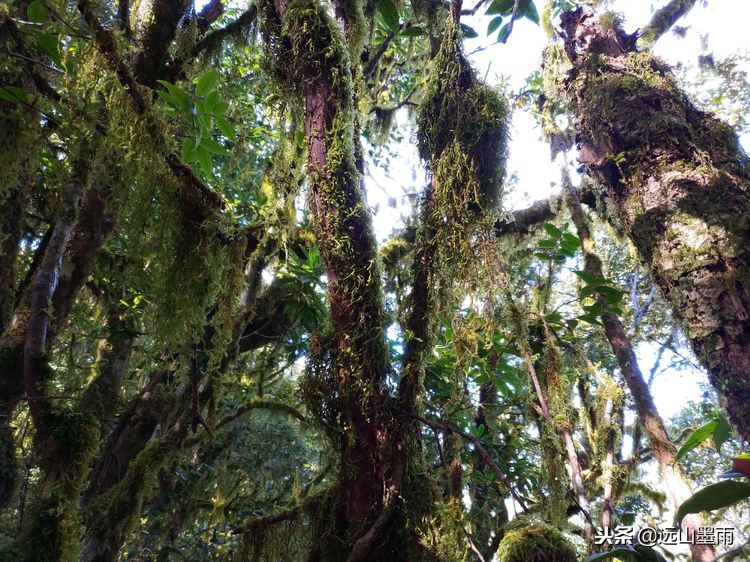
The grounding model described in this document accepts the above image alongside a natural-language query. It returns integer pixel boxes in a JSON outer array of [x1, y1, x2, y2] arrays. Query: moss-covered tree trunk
[[260, 1, 401, 558], [565, 172, 714, 561], [561, 8, 750, 441]]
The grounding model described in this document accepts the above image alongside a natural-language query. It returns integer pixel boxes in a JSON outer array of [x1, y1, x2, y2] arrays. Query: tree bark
[[260, 1, 396, 558], [561, 8, 750, 442]]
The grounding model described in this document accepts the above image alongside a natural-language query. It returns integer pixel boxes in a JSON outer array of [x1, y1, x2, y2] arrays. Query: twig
[[405, 411, 529, 513], [500, 0, 521, 44]]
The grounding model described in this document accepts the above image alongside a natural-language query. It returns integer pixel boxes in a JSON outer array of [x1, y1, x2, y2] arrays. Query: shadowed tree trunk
[[560, 8, 750, 442], [564, 168, 714, 561]]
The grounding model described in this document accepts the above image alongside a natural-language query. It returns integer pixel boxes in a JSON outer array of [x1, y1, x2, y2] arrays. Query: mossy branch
[[77, 0, 225, 210], [638, 0, 697, 49], [406, 412, 529, 513]]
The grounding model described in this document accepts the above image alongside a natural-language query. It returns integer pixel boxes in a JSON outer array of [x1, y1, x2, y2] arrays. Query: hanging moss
[[417, 17, 510, 217], [541, 328, 573, 431], [495, 519, 577, 562]]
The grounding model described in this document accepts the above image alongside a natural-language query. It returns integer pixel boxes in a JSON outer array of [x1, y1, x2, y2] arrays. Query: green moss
[[598, 11, 624, 32], [85, 430, 182, 551], [19, 405, 100, 562], [417, 17, 510, 214], [496, 519, 577, 562]]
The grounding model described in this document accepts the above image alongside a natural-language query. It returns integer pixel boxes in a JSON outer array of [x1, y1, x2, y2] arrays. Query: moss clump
[[496, 520, 577, 562], [417, 17, 510, 216]]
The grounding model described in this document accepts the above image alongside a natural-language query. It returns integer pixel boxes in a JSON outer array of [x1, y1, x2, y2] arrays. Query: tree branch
[[639, 0, 697, 49], [77, 0, 224, 210], [405, 411, 529, 513]]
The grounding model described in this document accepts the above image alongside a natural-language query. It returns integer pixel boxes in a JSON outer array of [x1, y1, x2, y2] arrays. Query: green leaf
[[0, 86, 28, 103], [537, 239, 557, 249], [583, 302, 603, 316], [676, 480, 750, 525], [35, 33, 61, 67], [27, 0, 48, 23], [181, 138, 197, 162], [521, 0, 540, 24], [585, 548, 639, 561], [713, 415, 732, 454], [401, 26, 423, 37], [487, 16, 503, 35], [215, 115, 236, 140], [545, 312, 562, 324], [497, 22, 512, 43], [579, 285, 595, 299], [578, 314, 602, 326], [204, 90, 222, 114], [460, 23, 478, 38], [562, 232, 581, 249], [156, 80, 191, 111], [196, 146, 213, 177], [675, 420, 718, 463], [543, 223, 562, 238], [574, 270, 598, 285], [156, 89, 176, 107], [195, 70, 221, 97], [377, 0, 400, 34], [213, 100, 230, 115], [486, 0, 514, 16], [199, 137, 231, 157]]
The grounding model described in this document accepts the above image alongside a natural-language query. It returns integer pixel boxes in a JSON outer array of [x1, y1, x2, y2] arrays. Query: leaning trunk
[[565, 172, 714, 561], [560, 9, 750, 440]]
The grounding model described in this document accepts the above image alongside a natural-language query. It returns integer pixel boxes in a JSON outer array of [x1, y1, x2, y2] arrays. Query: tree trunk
[[560, 8, 750, 442], [565, 171, 714, 561]]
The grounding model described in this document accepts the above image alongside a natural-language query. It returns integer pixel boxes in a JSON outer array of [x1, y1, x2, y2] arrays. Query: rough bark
[[561, 8, 750, 442], [565, 172, 714, 561]]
